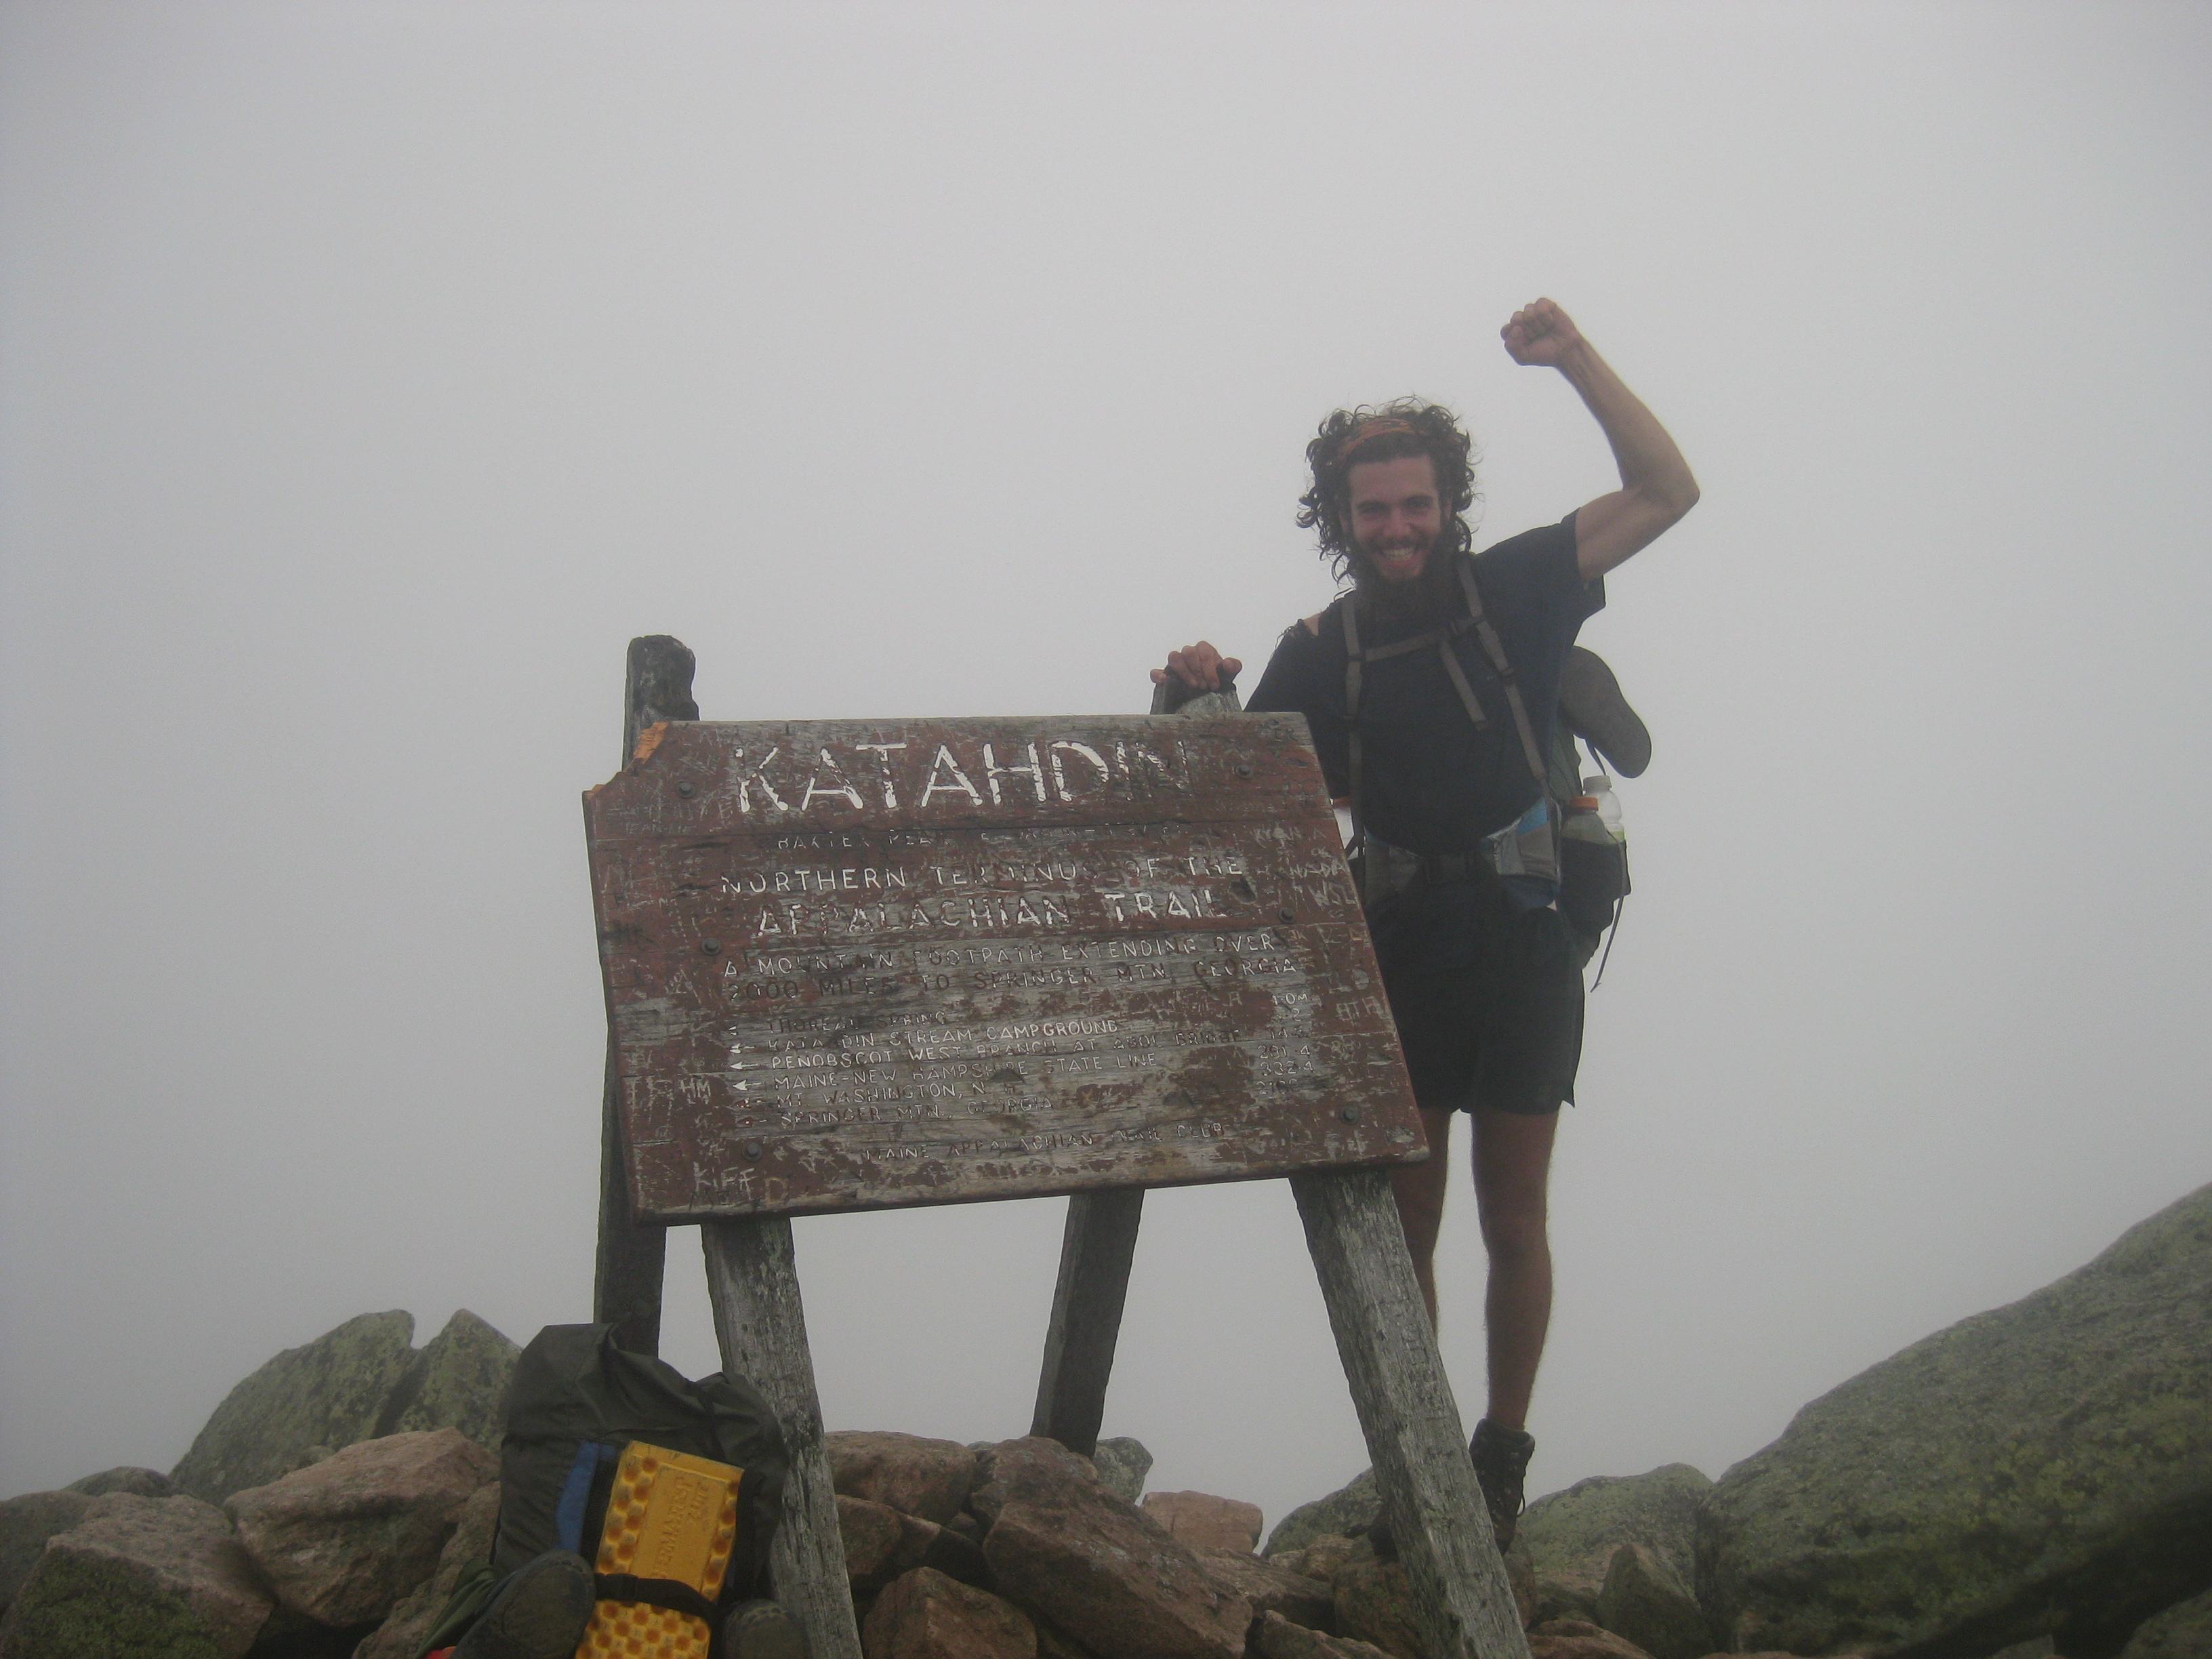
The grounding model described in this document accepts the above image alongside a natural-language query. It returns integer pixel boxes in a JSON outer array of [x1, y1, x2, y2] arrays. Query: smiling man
[[1151, 298, 1697, 1546]]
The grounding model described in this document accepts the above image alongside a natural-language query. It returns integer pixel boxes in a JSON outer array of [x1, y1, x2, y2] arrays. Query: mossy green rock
[[1698, 1182, 2212, 1658], [1508, 1463, 1710, 1626], [170, 1313, 417, 1504], [373, 1310, 520, 1451], [0, 1549, 231, 1659], [1265, 1468, 1378, 1557], [2119, 1585, 2212, 1659], [0, 1489, 93, 1608], [0, 1494, 272, 1659]]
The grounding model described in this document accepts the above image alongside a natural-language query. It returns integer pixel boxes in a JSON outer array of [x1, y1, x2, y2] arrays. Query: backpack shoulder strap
[[1339, 600, 1366, 863], [1455, 555, 1551, 793]]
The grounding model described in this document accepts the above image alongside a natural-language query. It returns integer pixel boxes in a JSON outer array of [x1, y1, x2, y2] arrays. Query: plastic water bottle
[[1582, 775, 1625, 843]]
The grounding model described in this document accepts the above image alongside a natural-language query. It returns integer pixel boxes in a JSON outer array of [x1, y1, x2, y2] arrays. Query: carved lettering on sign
[[586, 716, 1422, 1218]]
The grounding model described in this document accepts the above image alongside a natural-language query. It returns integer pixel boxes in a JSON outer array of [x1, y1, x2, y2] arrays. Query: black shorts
[[1380, 901, 1584, 1116]]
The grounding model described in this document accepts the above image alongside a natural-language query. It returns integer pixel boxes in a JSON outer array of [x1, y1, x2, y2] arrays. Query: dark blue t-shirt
[[1247, 516, 1603, 855]]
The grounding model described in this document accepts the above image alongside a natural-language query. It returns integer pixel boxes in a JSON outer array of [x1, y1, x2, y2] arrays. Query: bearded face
[[1343, 453, 1455, 612]]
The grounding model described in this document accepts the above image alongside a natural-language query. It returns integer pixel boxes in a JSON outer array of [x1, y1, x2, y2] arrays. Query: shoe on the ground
[[453, 1549, 596, 1659], [1559, 647, 1651, 778], [1470, 1418, 1536, 1549]]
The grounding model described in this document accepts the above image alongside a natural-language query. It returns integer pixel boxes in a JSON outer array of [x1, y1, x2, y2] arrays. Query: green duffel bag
[[417, 1324, 787, 1658]]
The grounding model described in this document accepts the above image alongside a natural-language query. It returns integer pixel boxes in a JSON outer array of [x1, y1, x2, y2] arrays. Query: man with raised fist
[[1151, 299, 1697, 1544]]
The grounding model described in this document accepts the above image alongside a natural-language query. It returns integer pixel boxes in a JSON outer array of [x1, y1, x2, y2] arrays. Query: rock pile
[[169, 1310, 519, 1507], [1265, 1181, 2212, 1659], [0, 1429, 495, 1659], [1, 1183, 2206, 1658]]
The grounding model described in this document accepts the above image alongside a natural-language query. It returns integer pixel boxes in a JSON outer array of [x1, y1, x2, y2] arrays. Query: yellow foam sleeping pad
[[577, 1441, 747, 1659]]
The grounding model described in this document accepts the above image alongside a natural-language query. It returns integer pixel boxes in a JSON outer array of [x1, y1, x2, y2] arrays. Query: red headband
[[1335, 418, 1419, 465]]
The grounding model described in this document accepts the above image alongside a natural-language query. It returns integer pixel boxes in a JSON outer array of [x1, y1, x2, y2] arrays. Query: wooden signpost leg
[[593, 635, 701, 1354], [700, 1215, 865, 1659], [1291, 1167, 1532, 1659], [594, 1048, 668, 1355], [1030, 1188, 1145, 1454]]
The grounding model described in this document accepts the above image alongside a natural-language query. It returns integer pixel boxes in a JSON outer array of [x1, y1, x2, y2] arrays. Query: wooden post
[[700, 1216, 865, 1659], [1292, 1168, 1531, 1659], [1029, 1188, 1145, 1455], [593, 634, 701, 1354]]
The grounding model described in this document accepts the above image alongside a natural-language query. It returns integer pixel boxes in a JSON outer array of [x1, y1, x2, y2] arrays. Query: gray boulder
[[1698, 1180, 2212, 1659], [1331, 1547, 1423, 1659], [1595, 1543, 1711, 1659], [371, 1310, 519, 1451], [826, 1430, 979, 1524], [861, 1565, 1036, 1658], [1091, 1437, 1154, 1506], [1250, 1609, 1395, 1659], [974, 1436, 1251, 1658], [1506, 1464, 1709, 1628], [226, 1428, 497, 1629], [68, 1467, 176, 1500], [171, 1312, 419, 1504], [1265, 1469, 1379, 1557], [0, 1492, 273, 1659], [354, 1480, 499, 1659], [1193, 1546, 1334, 1631], [2122, 1586, 2212, 1659], [0, 1489, 93, 1610]]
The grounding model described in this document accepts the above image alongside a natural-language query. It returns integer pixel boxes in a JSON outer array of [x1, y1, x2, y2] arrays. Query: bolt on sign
[[585, 714, 1425, 1219]]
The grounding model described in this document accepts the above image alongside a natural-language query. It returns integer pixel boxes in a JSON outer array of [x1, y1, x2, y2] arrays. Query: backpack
[[1331, 556, 1632, 956], [416, 1324, 788, 1658]]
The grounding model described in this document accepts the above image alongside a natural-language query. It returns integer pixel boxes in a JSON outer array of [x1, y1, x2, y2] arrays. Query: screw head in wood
[[676, 781, 695, 797], [743, 1141, 764, 1160], [1340, 1105, 1361, 1124], [1235, 762, 1254, 777], [1278, 907, 1296, 922], [701, 939, 720, 955]]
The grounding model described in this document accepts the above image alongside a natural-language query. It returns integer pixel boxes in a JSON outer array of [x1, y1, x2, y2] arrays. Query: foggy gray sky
[[3, 1, 2209, 1530]]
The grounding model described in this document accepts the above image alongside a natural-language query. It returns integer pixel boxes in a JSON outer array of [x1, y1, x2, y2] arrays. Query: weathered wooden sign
[[585, 714, 1424, 1219]]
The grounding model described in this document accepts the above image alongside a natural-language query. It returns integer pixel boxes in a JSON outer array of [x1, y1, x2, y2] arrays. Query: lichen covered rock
[[1698, 1181, 2212, 1658], [0, 1493, 271, 1659], [169, 1313, 419, 1504], [1508, 1464, 1708, 1627]]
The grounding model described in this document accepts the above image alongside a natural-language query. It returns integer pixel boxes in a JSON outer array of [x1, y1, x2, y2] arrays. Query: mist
[[3, 1, 2209, 1531]]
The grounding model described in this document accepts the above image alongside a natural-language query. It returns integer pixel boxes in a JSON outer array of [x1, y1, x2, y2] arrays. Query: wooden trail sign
[[585, 646, 1531, 1659], [585, 714, 1425, 1219]]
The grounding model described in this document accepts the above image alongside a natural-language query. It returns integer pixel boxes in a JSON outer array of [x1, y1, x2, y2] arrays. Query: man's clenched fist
[[1501, 298, 1586, 368]]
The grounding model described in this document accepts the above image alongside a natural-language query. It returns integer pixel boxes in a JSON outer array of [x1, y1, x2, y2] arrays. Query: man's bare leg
[[1470, 1105, 1558, 1432], [1387, 1106, 1456, 1328]]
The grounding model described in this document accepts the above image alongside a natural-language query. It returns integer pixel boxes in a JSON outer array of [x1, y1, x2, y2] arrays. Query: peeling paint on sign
[[586, 714, 1425, 1218]]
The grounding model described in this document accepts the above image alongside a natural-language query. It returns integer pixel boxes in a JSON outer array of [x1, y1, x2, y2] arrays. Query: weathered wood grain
[[1292, 1168, 1531, 1659], [586, 715, 1422, 1219], [1029, 1187, 1146, 1456], [596, 1046, 668, 1355], [594, 635, 700, 1353], [700, 1215, 863, 1659]]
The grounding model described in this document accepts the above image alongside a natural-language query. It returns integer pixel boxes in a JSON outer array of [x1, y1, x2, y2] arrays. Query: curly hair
[[1296, 398, 1481, 581]]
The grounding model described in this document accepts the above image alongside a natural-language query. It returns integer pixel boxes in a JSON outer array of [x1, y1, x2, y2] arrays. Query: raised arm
[[1501, 299, 1698, 579]]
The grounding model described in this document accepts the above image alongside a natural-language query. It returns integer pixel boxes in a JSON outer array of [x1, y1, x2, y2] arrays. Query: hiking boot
[[1559, 647, 1650, 778], [453, 1550, 596, 1659], [1470, 1418, 1536, 1549], [1363, 1416, 1534, 1559]]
